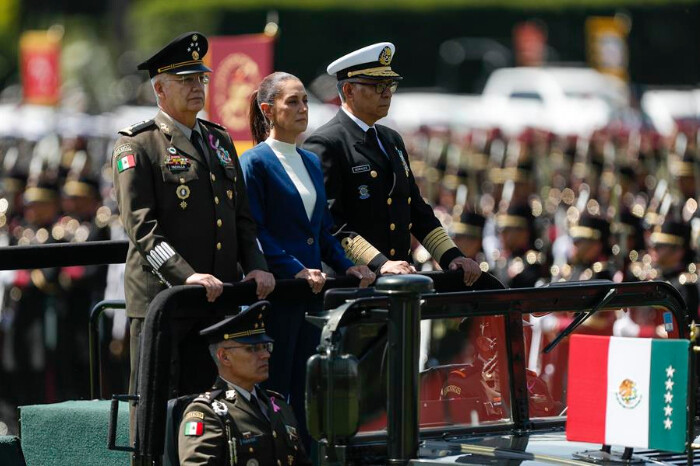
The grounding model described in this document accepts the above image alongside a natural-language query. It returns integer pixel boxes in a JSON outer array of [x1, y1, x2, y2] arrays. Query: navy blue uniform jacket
[[240, 142, 353, 278]]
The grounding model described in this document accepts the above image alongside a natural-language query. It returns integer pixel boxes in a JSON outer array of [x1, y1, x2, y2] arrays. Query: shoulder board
[[198, 118, 226, 132], [265, 389, 285, 399], [118, 119, 155, 136], [192, 388, 225, 405]]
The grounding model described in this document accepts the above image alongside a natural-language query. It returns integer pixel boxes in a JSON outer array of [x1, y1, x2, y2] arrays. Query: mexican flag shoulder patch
[[184, 421, 204, 436], [117, 154, 136, 172]]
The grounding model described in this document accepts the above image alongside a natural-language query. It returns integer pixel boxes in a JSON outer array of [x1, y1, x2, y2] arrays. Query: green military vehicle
[[0, 241, 697, 465]]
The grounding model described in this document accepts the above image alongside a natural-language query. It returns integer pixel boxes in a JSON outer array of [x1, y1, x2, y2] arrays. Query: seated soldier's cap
[[199, 301, 274, 345], [137, 31, 212, 78], [327, 42, 402, 81]]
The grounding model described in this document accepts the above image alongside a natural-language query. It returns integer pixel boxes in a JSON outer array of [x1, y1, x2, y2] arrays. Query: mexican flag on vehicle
[[566, 335, 688, 453]]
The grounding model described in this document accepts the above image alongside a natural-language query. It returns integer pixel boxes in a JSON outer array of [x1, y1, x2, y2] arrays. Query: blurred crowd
[[0, 102, 699, 433]]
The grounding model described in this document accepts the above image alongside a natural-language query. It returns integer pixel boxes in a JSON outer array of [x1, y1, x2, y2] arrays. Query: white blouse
[[265, 138, 317, 221]]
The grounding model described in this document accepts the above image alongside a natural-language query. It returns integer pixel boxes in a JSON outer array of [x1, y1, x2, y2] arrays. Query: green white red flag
[[566, 335, 688, 453]]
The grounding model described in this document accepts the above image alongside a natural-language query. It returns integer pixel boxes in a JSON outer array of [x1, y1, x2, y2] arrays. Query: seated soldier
[[178, 302, 311, 466], [440, 316, 561, 423]]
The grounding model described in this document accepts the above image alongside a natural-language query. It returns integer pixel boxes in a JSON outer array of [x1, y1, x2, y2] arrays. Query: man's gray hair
[[337, 79, 349, 103], [151, 75, 163, 105], [208, 342, 222, 367]]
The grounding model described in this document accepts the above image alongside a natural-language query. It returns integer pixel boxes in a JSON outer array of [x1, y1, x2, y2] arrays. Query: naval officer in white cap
[[303, 42, 482, 285]]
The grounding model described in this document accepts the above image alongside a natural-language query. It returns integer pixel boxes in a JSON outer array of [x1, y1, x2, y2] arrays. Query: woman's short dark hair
[[248, 71, 298, 144]]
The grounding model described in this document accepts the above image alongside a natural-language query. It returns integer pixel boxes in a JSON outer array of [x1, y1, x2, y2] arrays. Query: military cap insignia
[[187, 34, 202, 60], [176, 184, 191, 210], [378, 46, 392, 65]]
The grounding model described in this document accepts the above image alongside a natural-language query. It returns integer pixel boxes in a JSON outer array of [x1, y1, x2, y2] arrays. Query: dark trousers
[[263, 300, 321, 449]]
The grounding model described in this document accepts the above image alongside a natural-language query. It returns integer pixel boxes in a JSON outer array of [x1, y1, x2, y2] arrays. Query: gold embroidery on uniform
[[341, 235, 382, 265], [422, 227, 457, 263]]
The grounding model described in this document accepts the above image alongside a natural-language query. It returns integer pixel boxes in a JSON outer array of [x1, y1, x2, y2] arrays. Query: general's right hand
[[295, 268, 327, 294], [379, 260, 416, 275], [185, 273, 224, 302]]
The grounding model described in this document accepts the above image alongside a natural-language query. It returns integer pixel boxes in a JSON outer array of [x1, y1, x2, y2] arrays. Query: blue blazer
[[240, 142, 354, 279]]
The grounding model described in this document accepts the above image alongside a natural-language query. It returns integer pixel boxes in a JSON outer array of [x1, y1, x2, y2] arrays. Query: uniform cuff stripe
[[147, 242, 176, 271], [422, 227, 457, 263]]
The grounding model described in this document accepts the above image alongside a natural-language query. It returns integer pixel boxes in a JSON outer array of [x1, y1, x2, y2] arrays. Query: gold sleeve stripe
[[422, 227, 458, 263], [341, 235, 381, 265]]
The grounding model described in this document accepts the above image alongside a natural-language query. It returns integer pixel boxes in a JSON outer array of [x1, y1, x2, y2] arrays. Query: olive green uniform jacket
[[178, 377, 310, 466], [113, 111, 267, 318]]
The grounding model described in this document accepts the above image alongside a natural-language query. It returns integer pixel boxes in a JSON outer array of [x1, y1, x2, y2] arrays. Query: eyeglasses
[[166, 74, 210, 86], [222, 342, 274, 354], [350, 80, 399, 94]]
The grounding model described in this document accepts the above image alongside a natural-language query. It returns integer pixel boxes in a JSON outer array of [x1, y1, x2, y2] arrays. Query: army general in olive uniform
[[302, 42, 481, 285], [178, 301, 310, 466], [112, 32, 275, 431]]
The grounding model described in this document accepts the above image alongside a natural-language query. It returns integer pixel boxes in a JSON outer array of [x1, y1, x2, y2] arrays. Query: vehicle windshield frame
[[330, 280, 689, 445]]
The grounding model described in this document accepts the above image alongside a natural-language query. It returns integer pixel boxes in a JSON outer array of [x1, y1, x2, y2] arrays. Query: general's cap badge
[[192, 50, 199, 60], [378, 46, 392, 65]]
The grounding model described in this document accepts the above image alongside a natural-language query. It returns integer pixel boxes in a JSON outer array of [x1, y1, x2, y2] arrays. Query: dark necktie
[[365, 127, 388, 158], [190, 130, 211, 168], [249, 392, 267, 419]]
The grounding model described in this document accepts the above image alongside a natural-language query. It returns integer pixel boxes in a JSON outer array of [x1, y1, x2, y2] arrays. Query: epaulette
[[192, 388, 225, 405], [118, 119, 156, 136], [198, 118, 226, 131], [265, 389, 285, 399]]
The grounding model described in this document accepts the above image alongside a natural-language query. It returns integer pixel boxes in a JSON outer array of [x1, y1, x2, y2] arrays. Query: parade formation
[[0, 12, 699, 466]]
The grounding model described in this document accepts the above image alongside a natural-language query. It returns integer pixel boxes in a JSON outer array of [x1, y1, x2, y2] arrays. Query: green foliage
[[133, 0, 699, 12]]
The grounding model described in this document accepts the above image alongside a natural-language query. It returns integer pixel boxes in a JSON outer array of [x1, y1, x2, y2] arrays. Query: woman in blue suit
[[240, 72, 375, 443]]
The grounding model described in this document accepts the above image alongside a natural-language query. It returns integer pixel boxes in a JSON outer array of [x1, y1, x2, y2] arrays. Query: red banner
[[20, 30, 61, 106], [206, 34, 274, 154]]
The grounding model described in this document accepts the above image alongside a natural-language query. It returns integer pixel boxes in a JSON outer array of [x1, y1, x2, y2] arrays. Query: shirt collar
[[220, 376, 258, 402], [341, 106, 373, 133], [160, 110, 202, 140]]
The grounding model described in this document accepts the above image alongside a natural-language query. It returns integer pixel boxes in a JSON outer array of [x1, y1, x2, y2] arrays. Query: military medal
[[208, 134, 232, 166], [396, 147, 409, 177], [176, 184, 191, 210], [165, 153, 191, 172]]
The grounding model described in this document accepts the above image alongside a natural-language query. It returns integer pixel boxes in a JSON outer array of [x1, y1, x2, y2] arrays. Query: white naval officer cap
[[326, 42, 403, 81]]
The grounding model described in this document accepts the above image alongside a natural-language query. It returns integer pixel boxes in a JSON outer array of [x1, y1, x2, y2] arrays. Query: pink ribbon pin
[[270, 396, 281, 413]]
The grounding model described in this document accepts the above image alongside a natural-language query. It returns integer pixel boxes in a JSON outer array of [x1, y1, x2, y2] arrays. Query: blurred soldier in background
[[493, 203, 546, 288], [649, 215, 699, 321]]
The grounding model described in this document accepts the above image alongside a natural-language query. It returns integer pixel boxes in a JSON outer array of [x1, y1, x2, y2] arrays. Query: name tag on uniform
[[352, 164, 370, 174]]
